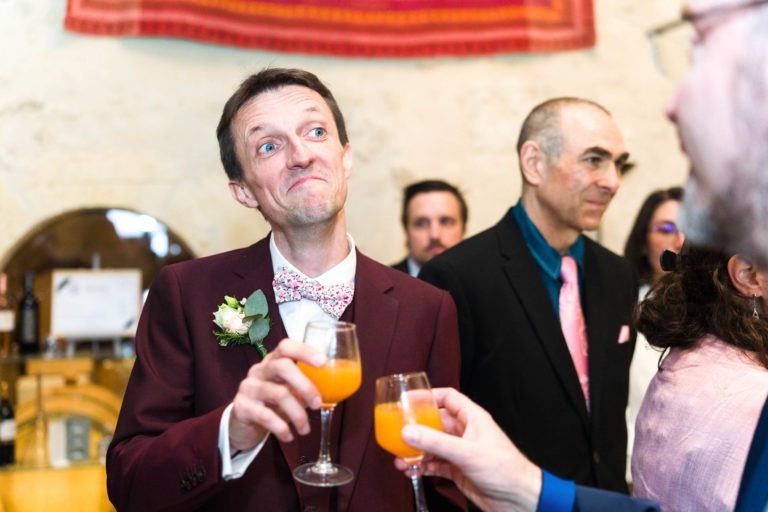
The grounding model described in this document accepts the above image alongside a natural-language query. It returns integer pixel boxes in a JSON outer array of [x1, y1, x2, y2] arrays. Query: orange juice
[[298, 359, 362, 405], [374, 402, 443, 460]]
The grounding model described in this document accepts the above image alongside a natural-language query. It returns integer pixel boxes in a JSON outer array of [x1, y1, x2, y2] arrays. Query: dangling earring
[[752, 294, 760, 319]]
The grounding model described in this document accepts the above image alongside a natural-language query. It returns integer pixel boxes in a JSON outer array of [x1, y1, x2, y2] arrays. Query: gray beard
[[681, 176, 768, 269]]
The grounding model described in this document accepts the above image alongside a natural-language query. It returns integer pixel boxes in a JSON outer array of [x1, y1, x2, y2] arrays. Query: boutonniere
[[212, 290, 270, 356]]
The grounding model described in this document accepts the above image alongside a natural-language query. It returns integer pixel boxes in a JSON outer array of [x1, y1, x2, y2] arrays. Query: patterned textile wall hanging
[[64, 0, 595, 58]]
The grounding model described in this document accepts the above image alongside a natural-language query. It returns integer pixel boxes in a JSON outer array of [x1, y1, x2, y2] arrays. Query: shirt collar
[[270, 233, 357, 286], [406, 258, 421, 278], [511, 201, 585, 280]]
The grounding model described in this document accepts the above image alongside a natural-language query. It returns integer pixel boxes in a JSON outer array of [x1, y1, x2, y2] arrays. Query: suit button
[[298, 455, 311, 465], [593, 451, 600, 464], [180, 478, 191, 491]]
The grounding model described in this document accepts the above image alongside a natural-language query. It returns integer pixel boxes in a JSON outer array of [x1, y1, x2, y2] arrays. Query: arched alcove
[[1, 208, 195, 300]]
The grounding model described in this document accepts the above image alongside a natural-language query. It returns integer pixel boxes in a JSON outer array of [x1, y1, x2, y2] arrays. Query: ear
[[727, 254, 762, 297], [519, 141, 546, 187], [342, 143, 353, 179], [228, 180, 260, 209]]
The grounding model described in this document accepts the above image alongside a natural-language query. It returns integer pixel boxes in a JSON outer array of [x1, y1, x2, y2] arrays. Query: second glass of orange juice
[[374, 372, 441, 512]]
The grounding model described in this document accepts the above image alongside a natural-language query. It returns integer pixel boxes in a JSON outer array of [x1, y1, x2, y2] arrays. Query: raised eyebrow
[[581, 147, 613, 159]]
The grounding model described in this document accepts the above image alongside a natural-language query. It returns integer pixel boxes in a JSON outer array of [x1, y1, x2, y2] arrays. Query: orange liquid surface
[[297, 359, 362, 405], [375, 402, 443, 460]]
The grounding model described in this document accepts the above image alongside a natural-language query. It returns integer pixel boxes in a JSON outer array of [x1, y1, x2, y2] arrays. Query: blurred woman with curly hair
[[631, 242, 768, 511]]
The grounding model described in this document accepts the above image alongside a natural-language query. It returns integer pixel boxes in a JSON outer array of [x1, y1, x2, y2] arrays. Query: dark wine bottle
[[17, 272, 40, 355], [0, 380, 15, 466]]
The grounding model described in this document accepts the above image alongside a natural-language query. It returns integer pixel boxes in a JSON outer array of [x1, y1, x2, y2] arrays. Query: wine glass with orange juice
[[294, 320, 362, 487], [375, 372, 442, 512]]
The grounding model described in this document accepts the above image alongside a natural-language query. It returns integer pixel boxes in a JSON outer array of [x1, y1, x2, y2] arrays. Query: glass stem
[[406, 463, 429, 512], [315, 406, 335, 470]]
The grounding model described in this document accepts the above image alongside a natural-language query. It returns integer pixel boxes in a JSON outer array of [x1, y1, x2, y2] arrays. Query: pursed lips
[[286, 174, 325, 192]]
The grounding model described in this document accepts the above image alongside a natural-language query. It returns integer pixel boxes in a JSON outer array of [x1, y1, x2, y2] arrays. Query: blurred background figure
[[632, 242, 768, 511], [622, 186, 685, 484], [391, 180, 467, 277]]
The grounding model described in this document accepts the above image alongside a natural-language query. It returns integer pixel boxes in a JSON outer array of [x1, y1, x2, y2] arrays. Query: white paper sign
[[50, 270, 142, 338]]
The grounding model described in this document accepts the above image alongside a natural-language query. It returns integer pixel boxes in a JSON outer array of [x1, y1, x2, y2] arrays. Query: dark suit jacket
[[420, 208, 637, 493], [391, 258, 410, 274], [106, 237, 467, 512], [735, 396, 768, 512]]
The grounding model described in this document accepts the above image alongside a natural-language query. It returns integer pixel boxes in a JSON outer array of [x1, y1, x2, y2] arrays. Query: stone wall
[[0, 0, 687, 269]]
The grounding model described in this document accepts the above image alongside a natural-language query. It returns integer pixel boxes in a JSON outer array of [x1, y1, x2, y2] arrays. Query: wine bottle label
[[0, 419, 16, 442], [20, 309, 37, 341], [0, 311, 13, 332]]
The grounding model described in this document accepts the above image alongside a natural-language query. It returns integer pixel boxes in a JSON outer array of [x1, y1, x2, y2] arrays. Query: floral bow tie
[[272, 267, 354, 319]]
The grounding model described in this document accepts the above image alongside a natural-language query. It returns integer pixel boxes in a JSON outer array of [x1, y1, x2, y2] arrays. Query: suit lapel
[[336, 253, 398, 511], [580, 242, 615, 424], [498, 215, 590, 425], [229, 237, 301, 491]]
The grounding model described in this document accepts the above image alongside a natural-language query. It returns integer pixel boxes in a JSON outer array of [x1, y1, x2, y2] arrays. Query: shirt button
[[593, 451, 601, 464]]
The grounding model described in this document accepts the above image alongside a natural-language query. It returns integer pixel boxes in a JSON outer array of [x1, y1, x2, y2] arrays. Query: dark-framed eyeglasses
[[649, 221, 682, 236], [647, 0, 768, 80]]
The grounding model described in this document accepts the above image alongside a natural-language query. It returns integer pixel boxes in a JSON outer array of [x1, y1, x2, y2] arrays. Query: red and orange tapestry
[[64, 0, 595, 58]]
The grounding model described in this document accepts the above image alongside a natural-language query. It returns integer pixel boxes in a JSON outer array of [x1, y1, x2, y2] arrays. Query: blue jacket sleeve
[[536, 471, 660, 512]]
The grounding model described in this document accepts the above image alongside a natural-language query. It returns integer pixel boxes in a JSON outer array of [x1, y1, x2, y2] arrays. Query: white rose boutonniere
[[212, 290, 270, 356]]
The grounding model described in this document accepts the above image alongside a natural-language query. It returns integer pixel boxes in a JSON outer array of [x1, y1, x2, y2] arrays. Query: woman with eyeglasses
[[631, 243, 768, 511], [622, 186, 685, 487]]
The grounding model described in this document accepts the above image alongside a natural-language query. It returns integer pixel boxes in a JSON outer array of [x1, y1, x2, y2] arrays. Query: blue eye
[[309, 127, 326, 137], [258, 142, 276, 154]]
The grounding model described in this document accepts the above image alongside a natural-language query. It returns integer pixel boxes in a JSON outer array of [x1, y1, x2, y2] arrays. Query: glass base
[[293, 461, 354, 487]]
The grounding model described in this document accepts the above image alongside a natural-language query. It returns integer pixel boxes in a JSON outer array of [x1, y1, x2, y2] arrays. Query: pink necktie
[[559, 256, 590, 409], [272, 267, 354, 319]]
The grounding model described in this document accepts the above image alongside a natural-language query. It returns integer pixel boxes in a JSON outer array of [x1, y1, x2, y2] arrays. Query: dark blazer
[[735, 397, 768, 512], [391, 258, 410, 274], [420, 208, 637, 493], [107, 237, 466, 512]]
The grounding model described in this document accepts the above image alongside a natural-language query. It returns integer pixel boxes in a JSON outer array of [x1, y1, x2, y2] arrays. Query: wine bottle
[[0, 273, 14, 357], [0, 380, 15, 466], [17, 272, 40, 355]]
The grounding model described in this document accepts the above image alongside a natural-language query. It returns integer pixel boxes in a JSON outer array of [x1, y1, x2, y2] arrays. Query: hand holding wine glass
[[375, 371, 442, 512], [293, 320, 362, 487]]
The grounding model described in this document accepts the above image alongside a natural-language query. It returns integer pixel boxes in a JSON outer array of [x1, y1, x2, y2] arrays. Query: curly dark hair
[[635, 242, 768, 369]]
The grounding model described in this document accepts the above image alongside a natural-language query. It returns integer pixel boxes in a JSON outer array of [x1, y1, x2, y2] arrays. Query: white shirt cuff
[[218, 402, 268, 480]]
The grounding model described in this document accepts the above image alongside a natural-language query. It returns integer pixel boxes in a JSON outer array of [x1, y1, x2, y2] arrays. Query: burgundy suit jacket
[[107, 237, 466, 512]]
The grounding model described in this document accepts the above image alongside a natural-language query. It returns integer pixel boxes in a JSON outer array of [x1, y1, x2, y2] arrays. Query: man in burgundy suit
[[106, 68, 466, 512]]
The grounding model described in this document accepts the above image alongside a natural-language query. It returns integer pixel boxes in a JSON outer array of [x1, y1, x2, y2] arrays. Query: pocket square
[[617, 325, 630, 344]]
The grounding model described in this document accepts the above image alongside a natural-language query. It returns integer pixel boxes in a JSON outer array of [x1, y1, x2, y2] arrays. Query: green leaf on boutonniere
[[243, 289, 269, 357], [212, 289, 271, 356]]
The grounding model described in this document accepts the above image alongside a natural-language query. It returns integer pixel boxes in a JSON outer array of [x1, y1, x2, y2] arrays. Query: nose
[[597, 163, 621, 193], [286, 137, 312, 168], [428, 221, 441, 240]]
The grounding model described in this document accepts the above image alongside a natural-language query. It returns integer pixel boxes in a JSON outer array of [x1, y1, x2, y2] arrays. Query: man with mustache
[[391, 179, 468, 277], [420, 98, 637, 498]]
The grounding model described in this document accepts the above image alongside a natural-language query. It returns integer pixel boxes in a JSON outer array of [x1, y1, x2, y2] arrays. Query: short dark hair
[[515, 97, 610, 159], [636, 242, 768, 369], [216, 68, 349, 181], [400, 180, 468, 229], [623, 186, 684, 285]]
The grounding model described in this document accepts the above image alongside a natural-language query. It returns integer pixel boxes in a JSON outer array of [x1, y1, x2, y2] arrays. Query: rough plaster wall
[[0, 0, 688, 270]]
